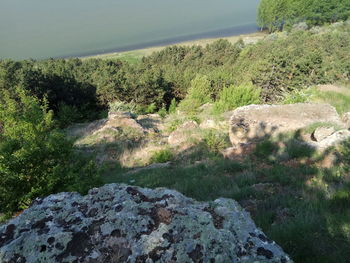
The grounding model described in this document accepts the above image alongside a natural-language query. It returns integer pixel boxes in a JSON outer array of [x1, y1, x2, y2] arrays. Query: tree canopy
[[258, 0, 350, 32]]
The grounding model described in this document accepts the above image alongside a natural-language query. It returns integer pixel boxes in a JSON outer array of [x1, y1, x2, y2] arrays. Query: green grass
[[101, 132, 350, 263], [282, 84, 350, 115], [313, 90, 350, 115], [149, 149, 174, 163]]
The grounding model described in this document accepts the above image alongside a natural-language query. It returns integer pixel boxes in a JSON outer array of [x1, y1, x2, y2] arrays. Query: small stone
[[312, 126, 335, 142]]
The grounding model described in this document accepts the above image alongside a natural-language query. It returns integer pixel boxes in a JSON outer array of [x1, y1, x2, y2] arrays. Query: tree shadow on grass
[[102, 122, 350, 263]]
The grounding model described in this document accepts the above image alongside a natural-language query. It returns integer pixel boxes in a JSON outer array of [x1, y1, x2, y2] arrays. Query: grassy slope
[[87, 83, 350, 263], [76, 27, 350, 263]]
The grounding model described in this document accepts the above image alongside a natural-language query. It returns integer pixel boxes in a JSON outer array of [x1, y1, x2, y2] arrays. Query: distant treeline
[[258, 0, 350, 32], [0, 22, 350, 126]]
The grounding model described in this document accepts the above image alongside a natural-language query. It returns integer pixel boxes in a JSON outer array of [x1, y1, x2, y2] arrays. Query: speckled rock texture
[[0, 184, 292, 263]]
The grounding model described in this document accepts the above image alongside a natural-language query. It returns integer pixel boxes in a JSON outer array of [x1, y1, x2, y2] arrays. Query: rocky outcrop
[[229, 103, 344, 146], [106, 112, 145, 134], [168, 121, 200, 146], [67, 111, 146, 139], [0, 184, 292, 263], [137, 114, 164, 134]]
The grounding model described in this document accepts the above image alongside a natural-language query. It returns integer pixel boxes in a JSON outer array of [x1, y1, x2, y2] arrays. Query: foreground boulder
[[229, 103, 344, 145], [0, 184, 292, 263]]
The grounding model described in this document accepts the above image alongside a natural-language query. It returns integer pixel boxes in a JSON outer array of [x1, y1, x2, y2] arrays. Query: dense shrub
[[178, 75, 213, 112], [0, 23, 349, 122], [109, 101, 137, 114], [258, 0, 350, 32], [150, 149, 173, 163], [213, 84, 261, 114], [0, 88, 101, 213], [203, 130, 230, 154]]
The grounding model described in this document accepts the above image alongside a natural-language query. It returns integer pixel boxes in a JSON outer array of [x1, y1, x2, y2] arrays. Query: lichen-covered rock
[[0, 184, 292, 263]]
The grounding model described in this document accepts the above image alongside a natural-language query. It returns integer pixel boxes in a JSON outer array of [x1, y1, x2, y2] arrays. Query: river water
[[0, 0, 259, 60]]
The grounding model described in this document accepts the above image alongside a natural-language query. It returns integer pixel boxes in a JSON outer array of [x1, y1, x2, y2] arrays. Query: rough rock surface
[[312, 127, 335, 142], [67, 111, 145, 139], [343, 112, 350, 129], [229, 103, 343, 145], [309, 129, 350, 149], [105, 112, 145, 134], [0, 184, 292, 263]]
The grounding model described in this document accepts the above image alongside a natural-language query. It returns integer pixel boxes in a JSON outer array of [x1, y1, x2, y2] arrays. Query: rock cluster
[[0, 184, 292, 263]]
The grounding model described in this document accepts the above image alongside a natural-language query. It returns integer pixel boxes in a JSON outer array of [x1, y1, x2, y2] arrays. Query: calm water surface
[[0, 0, 259, 60]]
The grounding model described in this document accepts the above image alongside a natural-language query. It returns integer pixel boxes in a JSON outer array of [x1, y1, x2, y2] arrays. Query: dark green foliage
[[178, 75, 213, 112], [150, 149, 173, 164], [258, 0, 350, 32], [168, 98, 177, 114], [232, 27, 350, 100], [0, 88, 101, 213], [1, 24, 349, 117]]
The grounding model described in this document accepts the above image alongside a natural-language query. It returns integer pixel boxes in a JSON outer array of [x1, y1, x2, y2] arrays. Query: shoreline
[[77, 24, 266, 60]]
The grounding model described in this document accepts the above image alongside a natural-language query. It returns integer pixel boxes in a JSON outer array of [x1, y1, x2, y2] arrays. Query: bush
[[56, 103, 81, 127], [0, 88, 101, 213], [203, 130, 230, 154], [213, 84, 261, 114], [109, 100, 137, 113], [157, 106, 168, 118], [168, 98, 177, 114], [178, 75, 213, 112], [150, 149, 173, 163], [282, 87, 316, 104]]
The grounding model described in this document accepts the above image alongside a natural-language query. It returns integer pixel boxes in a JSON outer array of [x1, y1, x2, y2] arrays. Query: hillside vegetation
[[258, 0, 350, 32], [1, 22, 349, 127], [1, 18, 350, 263]]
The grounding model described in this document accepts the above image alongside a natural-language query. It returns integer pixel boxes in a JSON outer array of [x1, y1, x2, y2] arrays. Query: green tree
[[178, 75, 213, 112], [258, 0, 350, 32], [213, 84, 261, 114], [0, 88, 101, 213]]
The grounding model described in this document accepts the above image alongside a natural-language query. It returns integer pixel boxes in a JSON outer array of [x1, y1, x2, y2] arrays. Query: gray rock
[[312, 127, 335, 142], [229, 103, 343, 146], [310, 129, 350, 149], [343, 112, 350, 129], [0, 184, 292, 263]]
